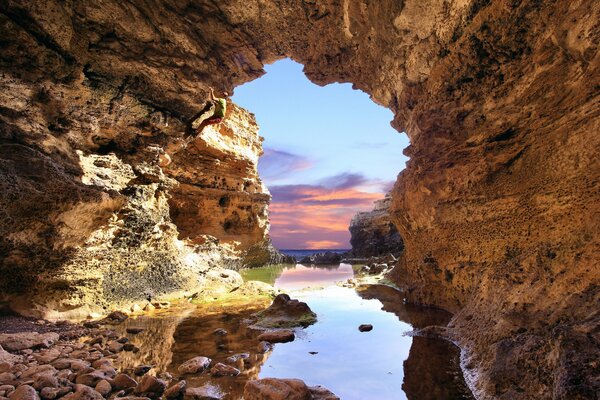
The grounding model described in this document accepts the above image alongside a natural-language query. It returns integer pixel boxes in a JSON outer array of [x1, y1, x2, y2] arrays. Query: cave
[[0, 1, 598, 399]]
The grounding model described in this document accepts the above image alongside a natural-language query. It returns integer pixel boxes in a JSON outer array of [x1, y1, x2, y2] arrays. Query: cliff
[[347, 194, 404, 258], [0, 1, 598, 398]]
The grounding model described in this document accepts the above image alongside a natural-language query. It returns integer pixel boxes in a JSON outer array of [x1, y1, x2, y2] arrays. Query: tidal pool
[[114, 263, 473, 399]]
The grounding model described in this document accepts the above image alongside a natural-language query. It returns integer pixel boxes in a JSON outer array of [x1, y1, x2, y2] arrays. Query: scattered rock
[[177, 357, 211, 375], [164, 381, 186, 400], [0, 334, 60, 352], [134, 375, 166, 399], [107, 342, 123, 353], [225, 354, 249, 364], [8, 385, 39, 400], [125, 329, 144, 335], [61, 385, 104, 400], [257, 330, 295, 343], [112, 374, 137, 390], [358, 324, 373, 332], [39, 387, 60, 400], [105, 312, 128, 324], [33, 374, 59, 390], [94, 380, 111, 397], [76, 370, 107, 387], [210, 363, 240, 377]]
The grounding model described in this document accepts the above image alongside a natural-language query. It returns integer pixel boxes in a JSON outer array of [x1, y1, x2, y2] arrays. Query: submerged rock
[[209, 363, 240, 377]]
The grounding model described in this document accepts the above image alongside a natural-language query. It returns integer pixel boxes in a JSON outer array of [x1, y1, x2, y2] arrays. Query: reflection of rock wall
[[348, 194, 404, 258]]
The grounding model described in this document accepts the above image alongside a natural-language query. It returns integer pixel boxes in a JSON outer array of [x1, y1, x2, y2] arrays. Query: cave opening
[[232, 58, 409, 253]]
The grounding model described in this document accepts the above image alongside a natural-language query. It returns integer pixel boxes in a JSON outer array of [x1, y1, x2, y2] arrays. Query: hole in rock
[[233, 59, 409, 252]]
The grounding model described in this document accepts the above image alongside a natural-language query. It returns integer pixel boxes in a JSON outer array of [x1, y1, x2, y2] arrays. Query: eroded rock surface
[[0, 1, 598, 398]]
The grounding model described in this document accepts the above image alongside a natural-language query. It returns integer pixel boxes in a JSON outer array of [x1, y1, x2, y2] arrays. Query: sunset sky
[[233, 59, 409, 249]]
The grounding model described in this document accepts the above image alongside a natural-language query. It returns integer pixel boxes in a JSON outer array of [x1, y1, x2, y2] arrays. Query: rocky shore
[[0, 297, 338, 400]]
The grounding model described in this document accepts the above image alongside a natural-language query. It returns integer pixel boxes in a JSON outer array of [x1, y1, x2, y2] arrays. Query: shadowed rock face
[[0, 1, 598, 398], [348, 194, 404, 258]]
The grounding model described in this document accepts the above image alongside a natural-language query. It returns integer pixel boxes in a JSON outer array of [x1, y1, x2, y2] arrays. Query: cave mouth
[[232, 58, 409, 252]]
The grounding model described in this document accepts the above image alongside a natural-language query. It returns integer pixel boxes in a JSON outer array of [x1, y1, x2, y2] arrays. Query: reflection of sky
[[260, 286, 412, 400], [232, 59, 410, 249], [273, 263, 355, 291]]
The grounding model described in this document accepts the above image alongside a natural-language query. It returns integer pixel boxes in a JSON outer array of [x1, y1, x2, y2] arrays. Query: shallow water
[[114, 263, 473, 399]]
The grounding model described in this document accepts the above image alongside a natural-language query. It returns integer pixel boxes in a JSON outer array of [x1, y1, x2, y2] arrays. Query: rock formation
[[0, 1, 598, 398], [347, 194, 404, 258]]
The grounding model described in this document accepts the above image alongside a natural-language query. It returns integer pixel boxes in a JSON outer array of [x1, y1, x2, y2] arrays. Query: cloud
[[267, 172, 389, 249], [258, 148, 312, 181]]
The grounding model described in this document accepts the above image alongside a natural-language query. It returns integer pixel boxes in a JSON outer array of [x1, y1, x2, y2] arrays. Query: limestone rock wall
[[0, 0, 598, 398], [347, 194, 404, 258]]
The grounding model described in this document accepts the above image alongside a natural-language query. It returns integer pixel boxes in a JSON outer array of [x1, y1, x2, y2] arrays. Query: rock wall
[[0, 12, 277, 318], [0, 1, 598, 398], [347, 194, 404, 258]]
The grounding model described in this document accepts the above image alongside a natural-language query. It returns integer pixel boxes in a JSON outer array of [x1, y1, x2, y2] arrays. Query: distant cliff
[[347, 194, 404, 258]]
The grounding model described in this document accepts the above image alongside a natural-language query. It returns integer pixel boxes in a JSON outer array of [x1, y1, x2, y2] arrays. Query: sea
[[279, 249, 350, 259]]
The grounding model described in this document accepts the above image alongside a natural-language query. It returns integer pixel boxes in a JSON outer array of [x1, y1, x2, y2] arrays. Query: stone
[[0, 348, 22, 368], [0, 374, 15, 386], [134, 375, 165, 399], [107, 343, 123, 353], [105, 312, 128, 323], [33, 349, 61, 364], [164, 381, 186, 400], [125, 329, 144, 335], [33, 374, 59, 390], [243, 379, 311, 400], [8, 386, 39, 400], [358, 324, 373, 332], [61, 385, 104, 400], [111, 374, 137, 390], [39, 388, 60, 400], [94, 380, 111, 397], [257, 330, 295, 344], [209, 363, 239, 377], [0, 334, 60, 352], [177, 357, 211, 375], [20, 365, 57, 380], [76, 370, 107, 387], [308, 386, 340, 400]]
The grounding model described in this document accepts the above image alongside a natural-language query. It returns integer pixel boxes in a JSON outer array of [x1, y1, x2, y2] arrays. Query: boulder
[[0, 334, 60, 352], [251, 294, 316, 328]]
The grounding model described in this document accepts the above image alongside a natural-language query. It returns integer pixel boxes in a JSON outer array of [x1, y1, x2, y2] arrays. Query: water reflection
[[110, 264, 472, 399]]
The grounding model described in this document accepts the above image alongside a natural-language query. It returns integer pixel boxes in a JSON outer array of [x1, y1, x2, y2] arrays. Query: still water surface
[[114, 263, 473, 399]]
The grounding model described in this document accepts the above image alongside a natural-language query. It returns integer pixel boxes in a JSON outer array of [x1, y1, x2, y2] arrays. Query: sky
[[232, 59, 409, 250]]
